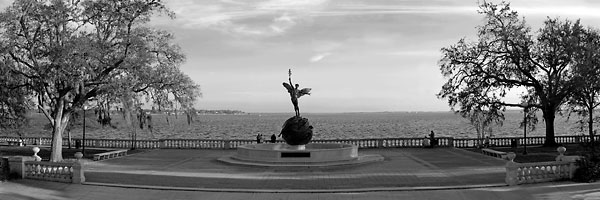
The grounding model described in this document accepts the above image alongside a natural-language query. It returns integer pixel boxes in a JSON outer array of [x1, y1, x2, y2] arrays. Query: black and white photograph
[[1, 0, 600, 199]]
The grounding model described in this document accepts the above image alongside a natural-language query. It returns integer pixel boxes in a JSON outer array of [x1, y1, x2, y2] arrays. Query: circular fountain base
[[218, 143, 383, 167]]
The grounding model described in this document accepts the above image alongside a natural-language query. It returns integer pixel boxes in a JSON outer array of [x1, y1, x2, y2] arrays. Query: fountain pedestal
[[219, 143, 383, 167]]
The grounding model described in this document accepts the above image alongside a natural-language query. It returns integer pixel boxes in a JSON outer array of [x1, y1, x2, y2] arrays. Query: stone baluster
[[32, 147, 42, 161], [505, 152, 518, 186]]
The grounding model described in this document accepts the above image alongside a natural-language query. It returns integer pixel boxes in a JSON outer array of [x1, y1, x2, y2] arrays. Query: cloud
[[160, 0, 330, 37], [310, 52, 332, 63], [517, 6, 600, 18], [220, 0, 246, 6], [316, 5, 477, 16], [270, 14, 297, 34], [156, 0, 600, 48], [385, 50, 441, 57], [257, 0, 329, 11]]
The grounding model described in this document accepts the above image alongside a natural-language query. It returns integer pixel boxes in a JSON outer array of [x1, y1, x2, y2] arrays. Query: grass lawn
[[466, 143, 588, 163], [0, 146, 123, 161]]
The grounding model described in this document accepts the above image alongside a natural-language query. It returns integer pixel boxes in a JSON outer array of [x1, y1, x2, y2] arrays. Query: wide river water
[[9, 111, 585, 140]]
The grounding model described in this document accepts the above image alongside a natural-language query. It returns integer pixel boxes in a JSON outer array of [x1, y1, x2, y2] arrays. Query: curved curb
[[82, 182, 508, 193], [217, 154, 384, 168]]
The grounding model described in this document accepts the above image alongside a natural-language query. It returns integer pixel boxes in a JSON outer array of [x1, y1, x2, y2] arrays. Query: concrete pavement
[[82, 148, 507, 190], [2, 147, 599, 199], [3, 179, 600, 200]]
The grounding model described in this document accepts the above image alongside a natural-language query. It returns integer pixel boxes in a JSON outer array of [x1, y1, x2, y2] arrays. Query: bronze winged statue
[[283, 69, 311, 117]]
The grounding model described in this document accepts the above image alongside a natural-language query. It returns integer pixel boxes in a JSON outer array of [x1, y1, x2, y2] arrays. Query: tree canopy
[[567, 28, 600, 143], [438, 1, 592, 146], [0, 57, 30, 130], [0, 0, 200, 161]]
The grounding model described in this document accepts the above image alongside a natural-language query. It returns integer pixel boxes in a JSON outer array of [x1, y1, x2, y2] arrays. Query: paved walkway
[[3, 179, 600, 199], [2, 148, 600, 199], [82, 148, 506, 190]]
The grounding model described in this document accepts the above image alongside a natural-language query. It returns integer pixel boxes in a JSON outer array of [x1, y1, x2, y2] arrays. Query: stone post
[[377, 139, 384, 148], [72, 162, 85, 184], [569, 161, 576, 179], [0, 157, 9, 181], [8, 156, 33, 179], [556, 146, 566, 161], [224, 140, 231, 149], [505, 152, 518, 186], [448, 137, 454, 147], [159, 139, 165, 149]]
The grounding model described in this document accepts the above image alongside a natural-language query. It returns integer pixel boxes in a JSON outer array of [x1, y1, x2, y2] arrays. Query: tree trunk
[[120, 94, 136, 150], [186, 112, 191, 125], [589, 106, 595, 144], [67, 129, 71, 149], [543, 109, 558, 147], [50, 99, 71, 162]]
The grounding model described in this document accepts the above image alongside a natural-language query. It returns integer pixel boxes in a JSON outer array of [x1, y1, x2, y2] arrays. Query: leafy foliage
[[0, 0, 188, 161], [438, 1, 589, 146], [566, 28, 600, 143], [574, 142, 600, 182], [465, 107, 503, 146], [0, 59, 30, 130]]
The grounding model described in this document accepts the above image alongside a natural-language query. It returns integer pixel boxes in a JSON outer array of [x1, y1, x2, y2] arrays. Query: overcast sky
[[3, 0, 600, 113]]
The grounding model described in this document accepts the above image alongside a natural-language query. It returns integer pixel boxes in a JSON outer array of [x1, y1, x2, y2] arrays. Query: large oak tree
[[0, 0, 191, 161], [438, 1, 587, 146]]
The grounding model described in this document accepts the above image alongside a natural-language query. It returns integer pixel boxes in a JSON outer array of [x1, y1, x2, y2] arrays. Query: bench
[[482, 148, 508, 159], [93, 149, 128, 161]]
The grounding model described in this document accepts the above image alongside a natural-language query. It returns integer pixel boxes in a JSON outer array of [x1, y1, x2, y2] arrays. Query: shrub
[[573, 142, 600, 182]]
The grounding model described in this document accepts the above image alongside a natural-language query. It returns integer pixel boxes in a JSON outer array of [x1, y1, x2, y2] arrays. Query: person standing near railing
[[484, 136, 490, 147], [256, 134, 263, 144], [429, 131, 436, 147]]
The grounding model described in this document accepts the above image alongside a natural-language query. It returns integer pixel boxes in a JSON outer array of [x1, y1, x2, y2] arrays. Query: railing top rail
[[0, 135, 587, 140], [515, 161, 573, 167], [24, 161, 76, 166]]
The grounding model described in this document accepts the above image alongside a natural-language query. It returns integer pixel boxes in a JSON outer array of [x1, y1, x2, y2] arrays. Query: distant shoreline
[[247, 110, 526, 115]]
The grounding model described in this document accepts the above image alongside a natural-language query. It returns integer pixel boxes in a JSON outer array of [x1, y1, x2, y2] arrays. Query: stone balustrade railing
[[504, 147, 578, 186], [0, 141, 585, 186], [6, 156, 85, 184], [512, 161, 575, 185], [24, 161, 84, 183], [1, 135, 599, 150]]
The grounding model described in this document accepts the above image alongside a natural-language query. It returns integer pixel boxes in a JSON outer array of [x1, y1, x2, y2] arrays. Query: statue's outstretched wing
[[283, 82, 294, 93], [298, 88, 311, 97]]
